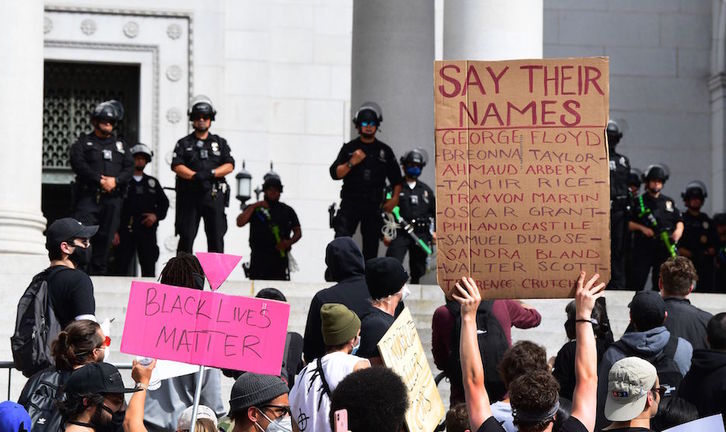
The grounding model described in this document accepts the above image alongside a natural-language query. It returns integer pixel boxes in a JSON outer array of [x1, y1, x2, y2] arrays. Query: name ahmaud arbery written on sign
[[434, 58, 610, 299]]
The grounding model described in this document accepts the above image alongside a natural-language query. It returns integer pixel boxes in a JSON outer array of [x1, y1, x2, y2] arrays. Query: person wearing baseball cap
[[604, 357, 662, 430], [176, 405, 218, 432], [0, 401, 31, 432], [43, 217, 99, 328], [356, 257, 409, 364], [58, 361, 153, 432], [228, 373, 292, 432]]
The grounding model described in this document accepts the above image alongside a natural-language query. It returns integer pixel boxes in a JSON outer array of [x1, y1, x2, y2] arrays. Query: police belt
[[79, 180, 123, 198]]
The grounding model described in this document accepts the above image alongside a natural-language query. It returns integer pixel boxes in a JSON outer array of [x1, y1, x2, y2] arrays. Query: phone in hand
[[334, 409, 348, 432]]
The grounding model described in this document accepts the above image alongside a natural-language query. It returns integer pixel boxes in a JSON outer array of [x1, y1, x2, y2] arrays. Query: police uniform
[[70, 132, 133, 275], [715, 238, 726, 291], [630, 193, 683, 290], [172, 133, 234, 253], [385, 181, 435, 283], [680, 212, 718, 292], [114, 174, 169, 277], [330, 137, 403, 260], [609, 150, 631, 290], [248, 201, 300, 280]]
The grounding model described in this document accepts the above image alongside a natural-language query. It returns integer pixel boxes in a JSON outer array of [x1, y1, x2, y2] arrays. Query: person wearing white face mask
[[357, 257, 410, 365], [289, 304, 370, 432], [228, 373, 294, 432]]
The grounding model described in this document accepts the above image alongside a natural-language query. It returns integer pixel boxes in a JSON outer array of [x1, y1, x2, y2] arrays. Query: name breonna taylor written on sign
[[434, 58, 611, 298], [120, 281, 290, 375]]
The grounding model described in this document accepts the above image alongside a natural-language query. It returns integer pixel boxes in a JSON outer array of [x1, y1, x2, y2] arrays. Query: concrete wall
[[543, 0, 714, 212]]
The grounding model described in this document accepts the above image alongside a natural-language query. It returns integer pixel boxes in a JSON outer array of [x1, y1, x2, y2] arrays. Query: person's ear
[[248, 406, 259, 423]]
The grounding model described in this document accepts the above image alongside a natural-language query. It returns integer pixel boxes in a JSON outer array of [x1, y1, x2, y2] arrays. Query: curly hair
[[161, 253, 205, 289], [659, 256, 698, 296], [497, 341, 548, 388], [445, 403, 469, 432], [509, 371, 560, 432], [51, 320, 103, 371], [328, 367, 409, 432]]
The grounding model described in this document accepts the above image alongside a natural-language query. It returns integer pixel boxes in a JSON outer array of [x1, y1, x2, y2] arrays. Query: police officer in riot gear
[[627, 167, 643, 197], [713, 213, 726, 290], [70, 100, 134, 275], [679, 181, 718, 292], [171, 95, 235, 253], [607, 120, 631, 290], [384, 148, 435, 283], [629, 163, 684, 290], [330, 102, 403, 260], [236, 170, 301, 280], [113, 144, 169, 277]]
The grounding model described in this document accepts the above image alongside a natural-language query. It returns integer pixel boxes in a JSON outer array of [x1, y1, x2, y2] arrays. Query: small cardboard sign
[[120, 281, 290, 375], [377, 308, 445, 432], [434, 57, 611, 298]]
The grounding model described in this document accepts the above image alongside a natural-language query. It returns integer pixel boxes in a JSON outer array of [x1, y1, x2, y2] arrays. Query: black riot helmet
[[644, 163, 670, 183], [713, 213, 726, 226], [681, 180, 708, 201], [400, 148, 428, 167], [188, 95, 216, 121], [352, 101, 383, 127], [628, 167, 643, 188], [91, 100, 124, 124], [262, 170, 283, 193], [130, 143, 153, 163], [606, 119, 623, 147]]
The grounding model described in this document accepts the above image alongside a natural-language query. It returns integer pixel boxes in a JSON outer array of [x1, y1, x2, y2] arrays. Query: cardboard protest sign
[[377, 308, 445, 432], [434, 58, 610, 298], [120, 281, 290, 375]]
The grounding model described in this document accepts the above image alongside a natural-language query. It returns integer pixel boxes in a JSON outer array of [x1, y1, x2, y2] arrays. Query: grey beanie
[[229, 373, 289, 414]]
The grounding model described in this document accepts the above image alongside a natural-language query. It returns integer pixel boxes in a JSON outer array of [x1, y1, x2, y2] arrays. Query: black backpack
[[11, 267, 67, 378], [611, 333, 683, 394], [446, 300, 509, 402], [18, 367, 70, 432]]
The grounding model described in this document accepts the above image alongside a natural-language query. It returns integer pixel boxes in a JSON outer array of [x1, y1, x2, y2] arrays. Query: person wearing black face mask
[[384, 148, 435, 284], [58, 362, 149, 432], [237, 171, 301, 280], [43, 217, 98, 329]]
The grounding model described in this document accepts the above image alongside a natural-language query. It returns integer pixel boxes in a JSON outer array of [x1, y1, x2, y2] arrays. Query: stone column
[[350, 0, 436, 188], [444, 0, 543, 60], [0, 0, 47, 254]]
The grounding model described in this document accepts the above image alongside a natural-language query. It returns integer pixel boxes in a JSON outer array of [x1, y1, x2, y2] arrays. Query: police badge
[[116, 141, 125, 153], [666, 201, 674, 212], [703, 221, 710, 229], [211, 141, 220, 155], [379, 149, 386, 162], [148, 178, 156, 188]]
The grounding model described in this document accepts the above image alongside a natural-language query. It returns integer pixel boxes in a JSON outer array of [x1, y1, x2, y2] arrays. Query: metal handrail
[[0, 361, 133, 400]]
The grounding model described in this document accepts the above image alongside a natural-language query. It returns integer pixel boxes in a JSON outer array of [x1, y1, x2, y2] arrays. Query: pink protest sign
[[196, 252, 242, 291], [120, 281, 290, 375]]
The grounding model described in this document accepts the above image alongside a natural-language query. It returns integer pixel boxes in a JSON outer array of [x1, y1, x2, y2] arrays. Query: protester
[[357, 257, 408, 364], [650, 397, 698, 432], [227, 373, 293, 432], [327, 367, 408, 432], [58, 362, 152, 432], [143, 254, 225, 431], [290, 303, 370, 432], [491, 341, 551, 431], [659, 256, 712, 350], [0, 401, 31, 432], [445, 403, 470, 432], [675, 312, 726, 418], [124, 359, 157, 432], [456, 272, 603, 432], [175, 405, 218, 432], [303, 238, 372, 363], [256, 288, 304, 387], [18, 320, 108, 432], [432, 297, 542, 404], [602, 357, 661, 431], [596, 290, 692, 430], [553, 299, 611, 401]]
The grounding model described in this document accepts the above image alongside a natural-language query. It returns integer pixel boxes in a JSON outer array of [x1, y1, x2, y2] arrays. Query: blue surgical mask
[[405, 166, 422, 177], [351, 337, 361, 355]]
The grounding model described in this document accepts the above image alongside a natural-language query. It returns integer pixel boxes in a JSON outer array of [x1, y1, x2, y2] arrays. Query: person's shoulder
[[557, 416, 588, 432], [476, 417, 506, 432], [177, 133, 195, 144]]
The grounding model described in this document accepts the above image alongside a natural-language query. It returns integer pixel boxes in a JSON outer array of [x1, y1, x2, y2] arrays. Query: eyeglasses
[[99, 336, 111, 348], [360, 121, 377, 127], [259, 404, 291, 418], [652, 385, 667, 397], [67, 238, 90, 248]]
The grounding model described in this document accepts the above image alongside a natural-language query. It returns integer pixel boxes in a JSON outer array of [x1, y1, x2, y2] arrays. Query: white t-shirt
[[289, 351, 364, 432]]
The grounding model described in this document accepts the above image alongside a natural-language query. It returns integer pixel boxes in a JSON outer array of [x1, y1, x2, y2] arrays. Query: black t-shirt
[[605, 428, 652, 431], [357, 308, 395, 359], [477, 416, 588, 432], [248, 201, 300, 256], [47, 266, 95, 329], [329, 137, 403, 202]]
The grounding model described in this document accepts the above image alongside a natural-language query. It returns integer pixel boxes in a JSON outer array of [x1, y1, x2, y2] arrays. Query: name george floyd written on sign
[[120, 281, 290, 375], [435, 58, 611, 299]]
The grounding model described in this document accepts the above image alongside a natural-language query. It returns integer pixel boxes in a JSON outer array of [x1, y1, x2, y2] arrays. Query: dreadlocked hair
[[160, 252, 204, 289]]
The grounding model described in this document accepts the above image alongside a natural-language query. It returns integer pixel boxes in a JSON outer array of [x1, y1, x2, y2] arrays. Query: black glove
[[193, 170, 213, 182]]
